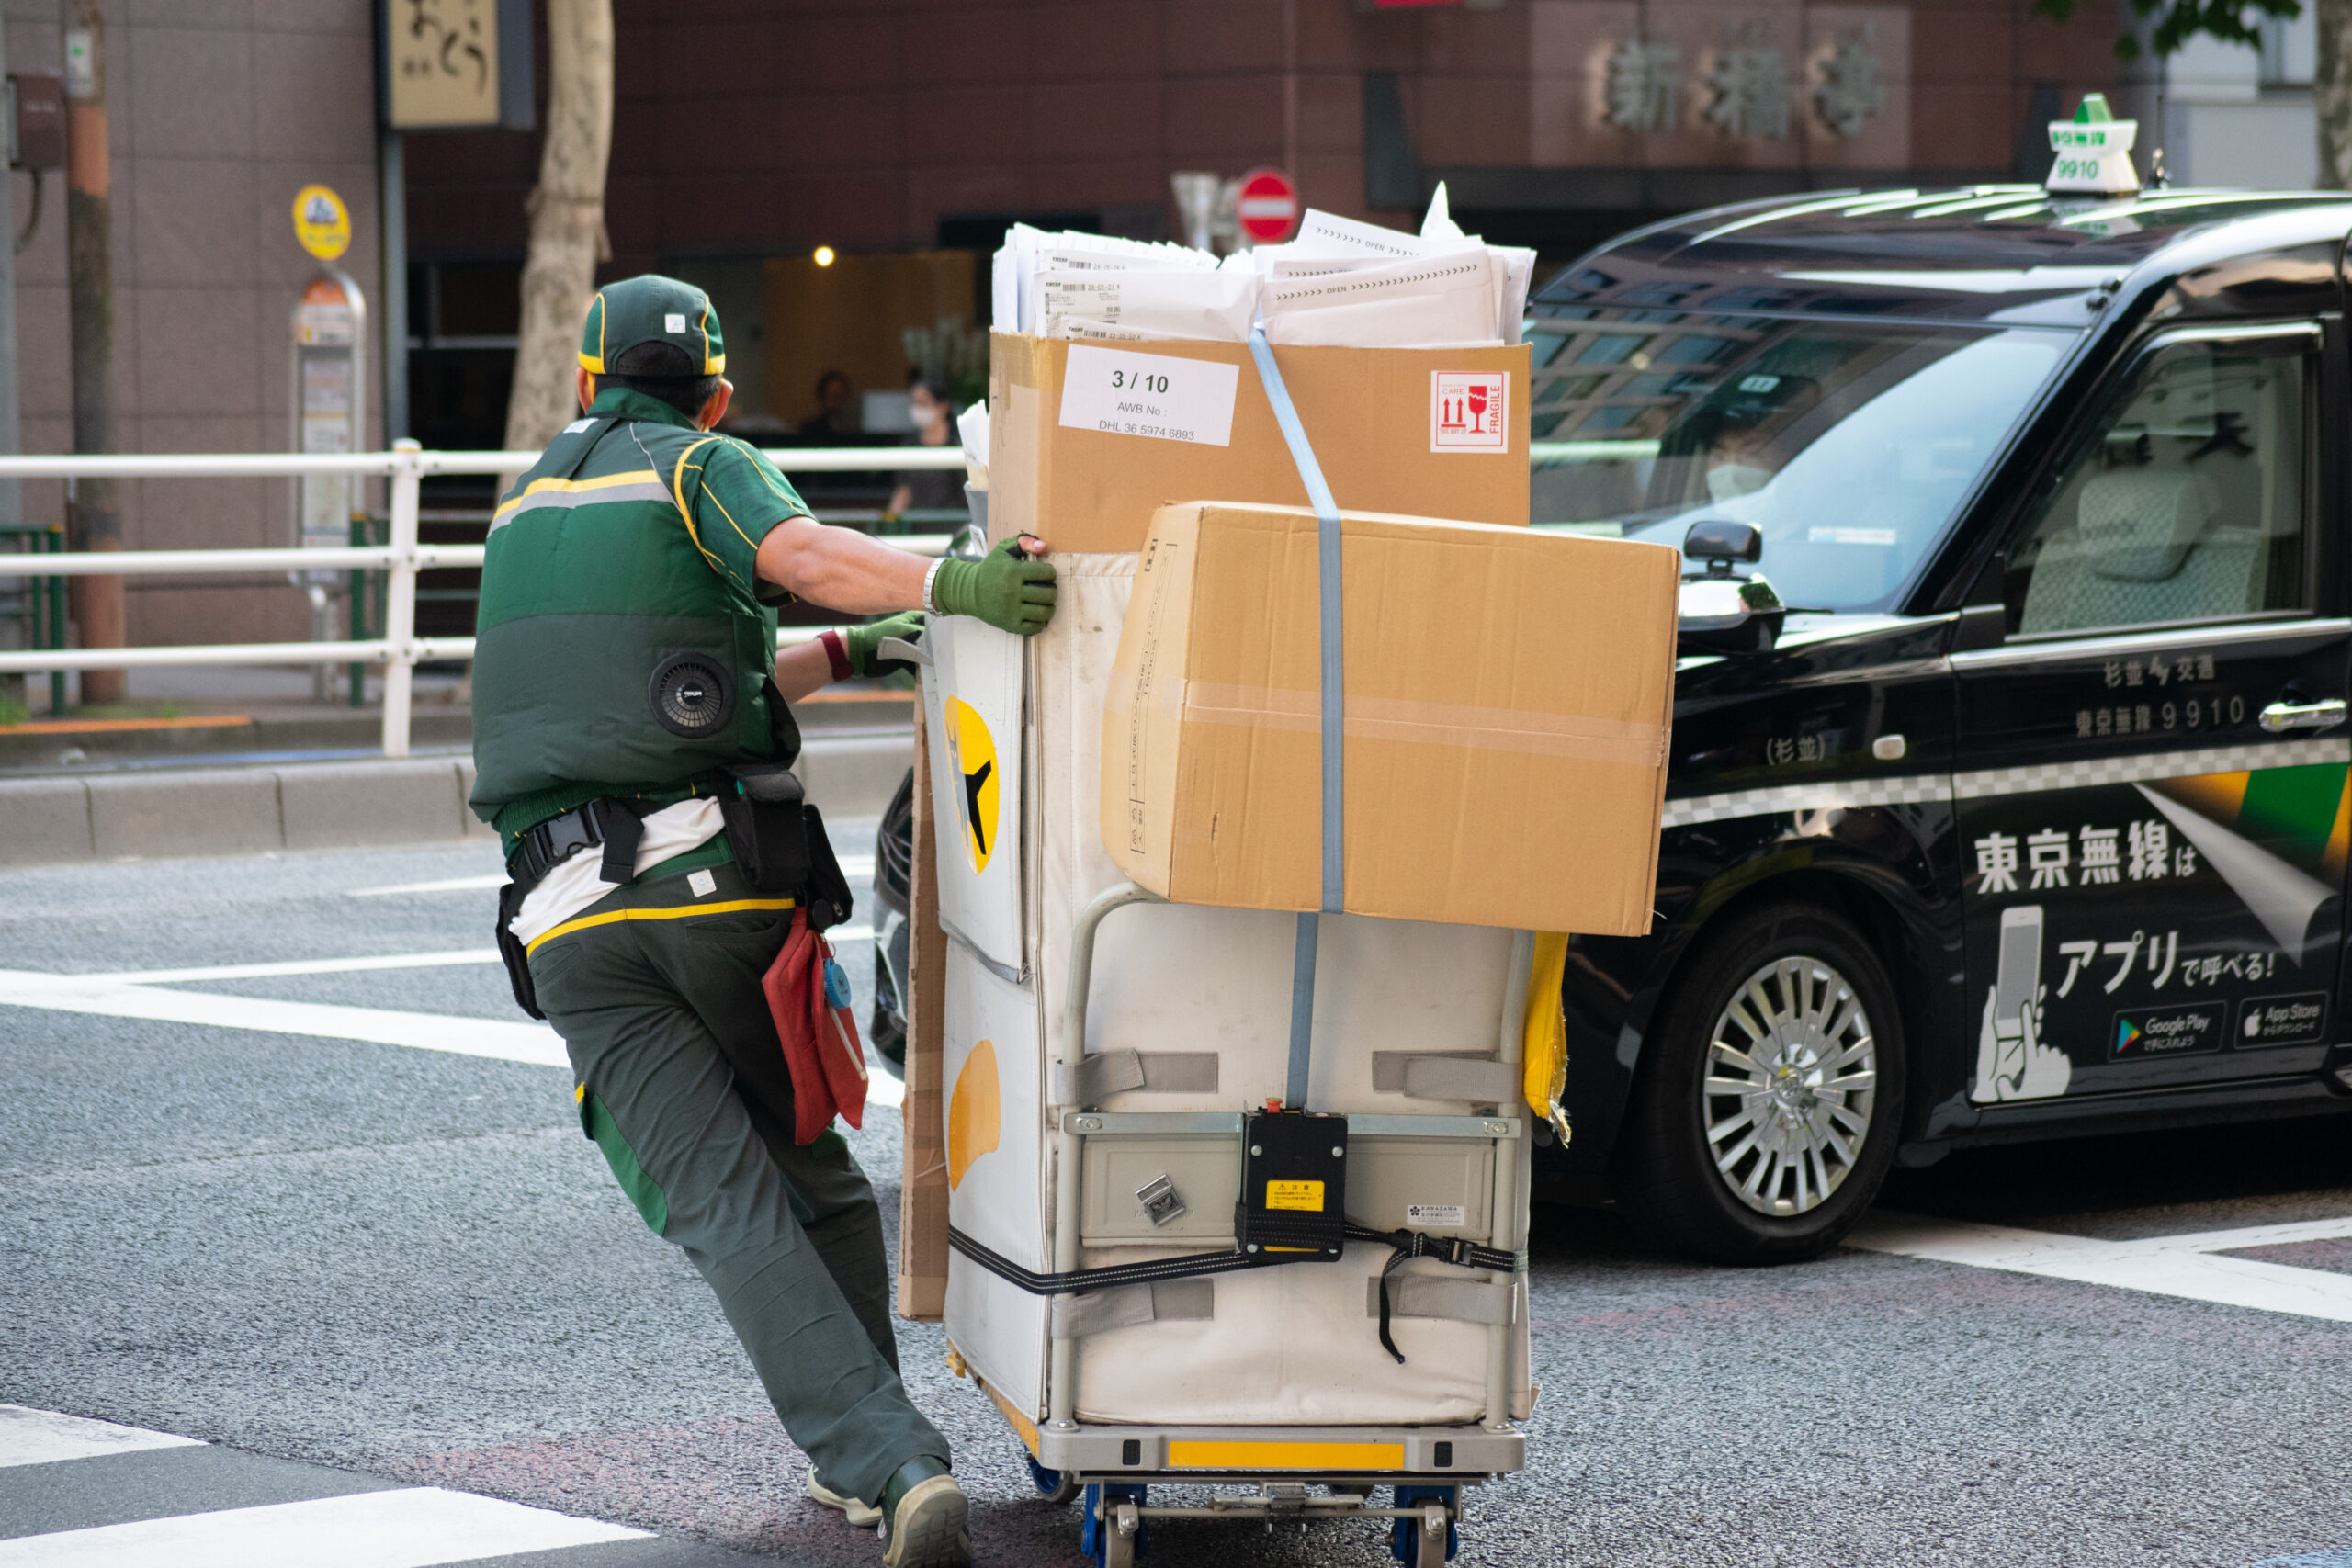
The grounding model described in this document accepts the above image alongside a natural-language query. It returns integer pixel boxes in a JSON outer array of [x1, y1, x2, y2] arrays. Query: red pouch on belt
[[760, 908, 870, 1144]]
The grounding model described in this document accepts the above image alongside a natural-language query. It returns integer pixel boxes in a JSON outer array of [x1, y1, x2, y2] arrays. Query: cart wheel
[[1027, 1455, 1080, 1506], [1081, 1483, 1147, 1565], [1104, 1499, 1140, 1568], [1390, 1485, 1458, 1564]]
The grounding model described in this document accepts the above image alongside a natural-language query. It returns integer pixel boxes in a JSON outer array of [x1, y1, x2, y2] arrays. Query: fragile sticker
[[1059, 345, 1239, 446], [1405, 1203, 1465, 1228], [1431, 371, 1508, 453], [1265, 1179, 1326, 1212]]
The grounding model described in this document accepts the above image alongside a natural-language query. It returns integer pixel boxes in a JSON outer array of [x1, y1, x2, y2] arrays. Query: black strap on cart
[[948, 1223, 1514, 1366]]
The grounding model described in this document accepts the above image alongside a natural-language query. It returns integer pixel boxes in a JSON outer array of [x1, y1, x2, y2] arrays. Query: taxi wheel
[[1616, 902, 1905, 1265]]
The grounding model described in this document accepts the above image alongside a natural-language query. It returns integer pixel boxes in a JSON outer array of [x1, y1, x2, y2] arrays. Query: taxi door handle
[[2258, 697, 2347, 733]]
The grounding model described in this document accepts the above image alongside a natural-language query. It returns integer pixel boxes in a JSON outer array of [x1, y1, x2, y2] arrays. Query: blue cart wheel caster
[[1027, 1454, 1080, 1505], [1391, 1484, 1458, 1565], [1081, 1482, 1147, 1566]]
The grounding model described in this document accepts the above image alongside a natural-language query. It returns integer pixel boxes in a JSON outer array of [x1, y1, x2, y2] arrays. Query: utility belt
[[493, 762, 854, 1020]]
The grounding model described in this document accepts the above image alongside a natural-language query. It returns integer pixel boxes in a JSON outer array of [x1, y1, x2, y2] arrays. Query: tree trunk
[[63, 0, 123, 705], [2322, 0, 2352, 186], [501, 0, 614, 460]]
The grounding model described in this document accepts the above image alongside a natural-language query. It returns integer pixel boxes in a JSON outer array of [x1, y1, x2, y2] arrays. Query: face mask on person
[[1706, 462, 1772, 503]]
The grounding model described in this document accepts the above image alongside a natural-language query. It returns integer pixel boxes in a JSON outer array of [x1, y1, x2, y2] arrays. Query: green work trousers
[[528, 857, 947, 1506]]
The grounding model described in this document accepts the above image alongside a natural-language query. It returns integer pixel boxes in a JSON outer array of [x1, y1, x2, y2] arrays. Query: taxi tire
[[1615, 902, 1905, 1266]]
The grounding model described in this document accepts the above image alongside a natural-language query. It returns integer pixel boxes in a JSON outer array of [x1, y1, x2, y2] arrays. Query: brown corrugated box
[[896, 715, 949, 1322], [1100, 502, 1681, 935], [988, 332, 1532, 553]]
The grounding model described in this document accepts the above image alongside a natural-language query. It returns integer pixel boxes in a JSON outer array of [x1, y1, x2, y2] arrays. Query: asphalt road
[[3, 839, 2350, 1567]]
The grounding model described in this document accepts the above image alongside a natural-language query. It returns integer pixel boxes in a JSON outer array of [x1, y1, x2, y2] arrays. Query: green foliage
[[0, 696, 28, 727], [2030, 0, 2301, 60]]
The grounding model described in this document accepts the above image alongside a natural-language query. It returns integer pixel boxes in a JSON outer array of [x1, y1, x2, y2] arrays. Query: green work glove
[[932, 537, 1056, 636], [846, 612, 925, 678]]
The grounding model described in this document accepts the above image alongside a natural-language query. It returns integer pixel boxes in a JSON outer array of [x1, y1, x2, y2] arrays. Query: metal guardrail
[[0, 440, 968, 756]]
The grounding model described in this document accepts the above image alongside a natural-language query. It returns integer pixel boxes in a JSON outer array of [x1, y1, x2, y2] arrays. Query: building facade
[[9, 0, 2306, 661]]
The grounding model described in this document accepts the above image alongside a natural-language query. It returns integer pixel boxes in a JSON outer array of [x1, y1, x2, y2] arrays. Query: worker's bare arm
[[772, 637, 836, 705], [753, 516, 932, 614]]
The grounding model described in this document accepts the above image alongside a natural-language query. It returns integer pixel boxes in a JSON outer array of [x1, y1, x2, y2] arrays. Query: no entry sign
[[1235, 168, 1300, 243]]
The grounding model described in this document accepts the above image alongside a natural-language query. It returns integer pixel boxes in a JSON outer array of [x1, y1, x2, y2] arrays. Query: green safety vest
[[469, 394, 801, 845]]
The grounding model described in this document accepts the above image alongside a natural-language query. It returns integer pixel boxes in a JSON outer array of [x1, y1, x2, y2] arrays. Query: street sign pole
[[290, 186, 364, 704]]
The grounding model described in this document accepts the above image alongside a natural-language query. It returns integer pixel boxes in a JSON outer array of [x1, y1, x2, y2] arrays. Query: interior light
[[813, 245, 836, 267]]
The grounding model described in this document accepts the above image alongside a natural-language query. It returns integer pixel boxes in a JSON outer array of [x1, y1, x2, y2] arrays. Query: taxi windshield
[[1527, 313, 2075, 611]]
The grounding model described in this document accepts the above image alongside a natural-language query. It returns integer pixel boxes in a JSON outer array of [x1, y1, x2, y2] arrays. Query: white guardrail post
[[380, 438, 424, 759]]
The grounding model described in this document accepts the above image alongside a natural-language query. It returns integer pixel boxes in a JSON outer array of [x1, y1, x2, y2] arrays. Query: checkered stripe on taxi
[[1660, 736, 2352, 829]]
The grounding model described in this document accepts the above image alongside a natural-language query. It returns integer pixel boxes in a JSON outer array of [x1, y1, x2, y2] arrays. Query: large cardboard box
[[1101, 502, 1680, 935], [989, 333, 1531, 553]]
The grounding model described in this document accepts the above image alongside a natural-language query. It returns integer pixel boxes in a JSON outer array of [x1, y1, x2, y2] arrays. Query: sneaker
[[806, 1472, 881, 1529], [878, 1461, 971, 1568]]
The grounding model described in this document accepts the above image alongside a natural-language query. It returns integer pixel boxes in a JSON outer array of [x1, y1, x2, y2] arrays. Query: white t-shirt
[[508, 798, 730, 947]]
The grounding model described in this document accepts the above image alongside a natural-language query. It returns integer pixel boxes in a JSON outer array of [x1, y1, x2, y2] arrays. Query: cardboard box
[[1100, 502, 1680, 935], [896, 716, 950, 1323], [989, 332, 1531, 554]]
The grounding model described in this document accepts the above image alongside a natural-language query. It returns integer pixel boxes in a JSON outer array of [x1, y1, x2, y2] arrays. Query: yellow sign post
[[291, 184, 351, 262]]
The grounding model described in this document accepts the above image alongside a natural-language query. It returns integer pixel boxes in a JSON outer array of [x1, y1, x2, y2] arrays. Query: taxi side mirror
[[1679, 520, 1782, 655]]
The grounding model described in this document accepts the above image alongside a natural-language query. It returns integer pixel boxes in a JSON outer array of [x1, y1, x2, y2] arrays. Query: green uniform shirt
[[470, 388, 817, 852]]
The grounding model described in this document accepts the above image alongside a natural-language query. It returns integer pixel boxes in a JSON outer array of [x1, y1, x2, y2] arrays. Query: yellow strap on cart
[[1521, 931, 1571, 1145]]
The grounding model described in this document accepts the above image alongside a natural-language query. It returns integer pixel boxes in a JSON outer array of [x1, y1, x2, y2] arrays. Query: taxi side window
[[2008, 335, 2310, 637]]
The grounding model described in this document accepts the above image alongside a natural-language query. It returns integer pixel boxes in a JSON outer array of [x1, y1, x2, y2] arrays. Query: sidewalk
[[0, 667, 916, 867]]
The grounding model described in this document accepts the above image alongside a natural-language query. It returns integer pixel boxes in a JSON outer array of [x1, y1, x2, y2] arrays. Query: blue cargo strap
[[1247, 326, 1342, 1110]]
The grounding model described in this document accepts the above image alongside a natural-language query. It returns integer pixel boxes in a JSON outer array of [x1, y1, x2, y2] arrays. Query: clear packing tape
[[1521, 931, 1572, 1145]]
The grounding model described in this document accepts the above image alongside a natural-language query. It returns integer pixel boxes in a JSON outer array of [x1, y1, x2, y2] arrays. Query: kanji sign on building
[[1234, 168, 1300, 244], [385, 0, 499, 129]]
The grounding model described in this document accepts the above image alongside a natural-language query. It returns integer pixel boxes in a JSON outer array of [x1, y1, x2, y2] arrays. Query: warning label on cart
[[1405, 1203, 1465, 1228], [1265, 1180, 1325, 1212]]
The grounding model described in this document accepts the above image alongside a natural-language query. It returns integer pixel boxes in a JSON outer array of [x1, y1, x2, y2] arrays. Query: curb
[[0, 731, 914, 870]]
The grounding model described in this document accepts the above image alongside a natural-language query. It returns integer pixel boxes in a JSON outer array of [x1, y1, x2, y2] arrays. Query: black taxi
[[1532, 184, 2352, 1264]]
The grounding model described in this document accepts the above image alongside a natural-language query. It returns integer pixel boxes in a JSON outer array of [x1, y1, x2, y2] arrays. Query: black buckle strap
[[1343, 1224, 1516, 1367], [508, 798, 661, 894]]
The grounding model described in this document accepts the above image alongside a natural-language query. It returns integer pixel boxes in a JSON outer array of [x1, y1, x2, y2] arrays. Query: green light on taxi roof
[[2075, 94, 2114, 123]]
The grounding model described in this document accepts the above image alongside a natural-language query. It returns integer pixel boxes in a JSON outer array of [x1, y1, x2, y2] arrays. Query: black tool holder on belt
[[719, 761, 853, 930]]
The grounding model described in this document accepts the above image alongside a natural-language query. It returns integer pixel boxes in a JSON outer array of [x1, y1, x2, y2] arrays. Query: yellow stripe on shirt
[[492, 468, 663, 523]]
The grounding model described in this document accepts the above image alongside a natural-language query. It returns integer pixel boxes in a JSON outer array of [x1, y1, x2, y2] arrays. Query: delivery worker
[[469, 276, 1053, 1568]]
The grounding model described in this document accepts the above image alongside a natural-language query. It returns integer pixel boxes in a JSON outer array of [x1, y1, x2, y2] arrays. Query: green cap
[[579, 275, 725, 377]]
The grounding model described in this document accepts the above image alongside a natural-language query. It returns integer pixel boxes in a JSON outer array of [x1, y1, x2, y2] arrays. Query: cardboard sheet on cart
[[920, 616, 1026, 979]]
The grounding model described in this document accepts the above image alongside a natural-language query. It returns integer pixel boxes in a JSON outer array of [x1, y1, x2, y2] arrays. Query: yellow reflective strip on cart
[[1164, 1439, 1405, 1471], [526, 897, 796, 956], [977, 1376, 1041, 1457]]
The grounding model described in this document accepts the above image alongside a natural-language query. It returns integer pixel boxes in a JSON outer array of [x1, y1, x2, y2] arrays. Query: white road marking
[[346, 874, 504, 897], [0, 1485, 646, 1566], [0, 965, 907, 1106], [85, 951, 502, 985], [1849, 1211, 2352, 1322], [0, 1405, 202, 1469], [0, 970, 568, 1068]]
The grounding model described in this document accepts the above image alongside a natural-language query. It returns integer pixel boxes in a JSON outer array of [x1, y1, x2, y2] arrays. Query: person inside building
[[884, 377, 965, 529], [469, 276, 1055, 1568], [804, 368, 857, 438]]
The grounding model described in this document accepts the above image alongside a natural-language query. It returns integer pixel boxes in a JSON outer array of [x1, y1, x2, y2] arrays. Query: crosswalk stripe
[[1848, 1211, 2352, 1321], [0, 1485, 647, 1566], [0, 966, 907, 1107], [0, 1406, 202, 1470], [0, 970, 568, 1068], [85, 951, 503, 985]]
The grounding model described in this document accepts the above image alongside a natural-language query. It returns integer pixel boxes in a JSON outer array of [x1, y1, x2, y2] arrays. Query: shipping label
[[1057, 345, 1238, 446], [1431, 371, 1509, 453]]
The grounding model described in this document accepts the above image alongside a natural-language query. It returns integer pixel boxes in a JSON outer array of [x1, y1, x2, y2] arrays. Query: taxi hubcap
[[1702, 955, 1877, 1218]]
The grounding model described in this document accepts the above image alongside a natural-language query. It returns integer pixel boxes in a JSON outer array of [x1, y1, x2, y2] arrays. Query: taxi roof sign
[[2047, 94, 2141, 197]]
